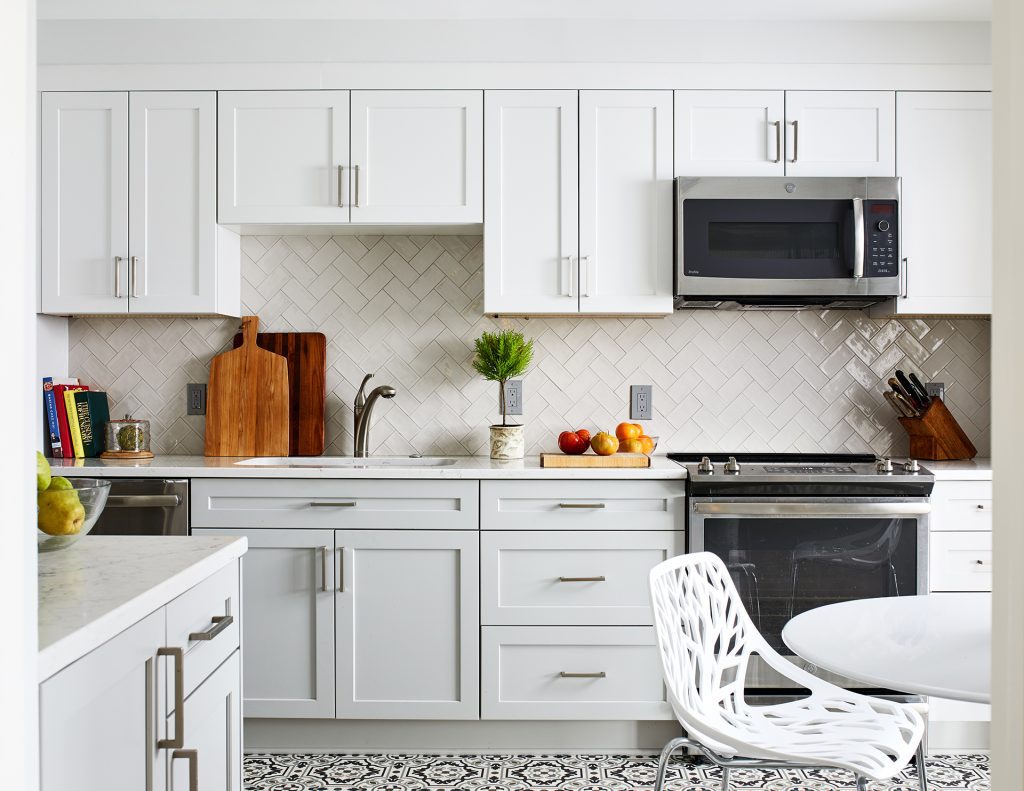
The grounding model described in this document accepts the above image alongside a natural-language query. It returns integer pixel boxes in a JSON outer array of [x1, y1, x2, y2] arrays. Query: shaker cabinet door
[[674, 90, 785, 177]]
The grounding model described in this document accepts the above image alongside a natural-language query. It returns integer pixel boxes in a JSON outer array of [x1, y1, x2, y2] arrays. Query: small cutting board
[[540, 453, 651, 468], [205, 315, 290, 457], [232, 330, 326, 456]]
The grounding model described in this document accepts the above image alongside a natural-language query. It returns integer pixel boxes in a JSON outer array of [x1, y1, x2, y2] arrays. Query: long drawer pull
[[558, 503, 606, 509], [157, 647, 184, 748], [189, 614, 234, 642], [560, 671, 606, 678], [558, 576, 606, 583], [338, 547, 345, 592], [309, 501, 356, 508], [106, 494, 182, 508], [320, 545, 329, 592], [171, 749, 198, 791]]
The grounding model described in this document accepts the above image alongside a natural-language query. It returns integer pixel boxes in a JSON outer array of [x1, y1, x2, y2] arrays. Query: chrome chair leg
[[654, 737, 690, 791], [916, 739, 928, 791], [856, 774, 869, 791], [720, 766, 731, 791]]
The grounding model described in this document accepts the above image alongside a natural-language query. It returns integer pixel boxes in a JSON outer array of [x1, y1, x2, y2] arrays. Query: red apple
[[558, 430, 590, 455]]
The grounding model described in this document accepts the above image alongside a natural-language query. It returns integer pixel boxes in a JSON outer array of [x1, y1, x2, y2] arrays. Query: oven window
[[708, 222, 841, 260], [701, 517, 918, 657]]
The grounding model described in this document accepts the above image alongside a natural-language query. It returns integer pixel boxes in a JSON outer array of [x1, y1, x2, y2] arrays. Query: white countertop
[[38, 535, 247, 682], [52, 454, 688, 480], [920, 458, 992, 481]]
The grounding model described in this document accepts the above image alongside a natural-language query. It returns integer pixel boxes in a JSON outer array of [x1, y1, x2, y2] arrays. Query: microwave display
[[708, 221, 841, 261]]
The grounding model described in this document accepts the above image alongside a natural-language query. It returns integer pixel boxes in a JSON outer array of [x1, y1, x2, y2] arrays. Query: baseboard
[[927, 720, 990, 752]]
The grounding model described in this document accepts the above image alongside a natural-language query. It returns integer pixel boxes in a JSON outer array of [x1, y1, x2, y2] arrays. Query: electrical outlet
[[186, 383, 207, 416], [502, 380, 523, 416], [630, 384, 653, 421], [925, 381, 946, 401]]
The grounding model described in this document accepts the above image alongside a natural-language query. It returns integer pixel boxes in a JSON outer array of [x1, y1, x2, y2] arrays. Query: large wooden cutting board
[[205, 315, 290, 457], [540, 453, 651, 468], [232, 330, 326, 456]]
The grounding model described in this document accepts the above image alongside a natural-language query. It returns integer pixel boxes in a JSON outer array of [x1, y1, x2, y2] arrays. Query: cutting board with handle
[[231, 329, 326, 456], [205, 315, 290, 457]]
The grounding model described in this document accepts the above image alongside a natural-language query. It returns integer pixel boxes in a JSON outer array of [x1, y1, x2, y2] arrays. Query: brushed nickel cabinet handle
[[562, 256, 575, 297], [560, 671, 606, 678], [337, 164, 345, 208], [309, 501, 356, 508], [559, 576, 606, 582], [157, 647, 184, 748], [171, 749, 198, 791], [354, 164, 360, 208], [106, 494, 182, 508], [580, 255, 592, 298], [770, 120, 781, 163], [338, 547, 345, 592], [114, 256, 124, 298], [788, 120, 799, 163], [320, 546, 329, 592], [130, 255, 140, 298], [189, 614, 233, 642], [558, 503, 606, 509]]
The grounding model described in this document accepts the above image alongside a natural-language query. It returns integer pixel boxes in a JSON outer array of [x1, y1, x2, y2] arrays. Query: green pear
[[47, 477, 74, 491], [38, 489, 86, 536], [36, 451, 51, 492]]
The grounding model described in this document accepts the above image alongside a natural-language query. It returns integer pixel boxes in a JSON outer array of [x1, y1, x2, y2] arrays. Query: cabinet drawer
[[481, 531, 685, 625], [481, 481, 684, 531], [481, 626, 672, 720], [930, 531, 992, 591], [191, 478, 478, 530], [930, 481, 992, 532], [166, 561, 241, 704]]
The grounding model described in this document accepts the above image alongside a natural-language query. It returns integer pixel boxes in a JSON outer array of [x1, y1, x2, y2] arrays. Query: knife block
[[898, 397, 977, 460]]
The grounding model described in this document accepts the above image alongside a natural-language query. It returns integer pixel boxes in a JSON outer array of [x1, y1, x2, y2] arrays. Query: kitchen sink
[[233, 456, 459, 468]]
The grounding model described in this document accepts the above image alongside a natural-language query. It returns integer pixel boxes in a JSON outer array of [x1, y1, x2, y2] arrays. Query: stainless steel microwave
[[675, 177, 901, 310]]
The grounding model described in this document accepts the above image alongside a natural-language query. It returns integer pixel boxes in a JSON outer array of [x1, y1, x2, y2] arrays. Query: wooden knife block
[[898, 397, 977, 460]]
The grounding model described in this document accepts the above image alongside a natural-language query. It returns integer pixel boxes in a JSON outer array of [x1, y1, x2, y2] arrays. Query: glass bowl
[[37, 478, 111, 552], [647, 436, 659, 455]]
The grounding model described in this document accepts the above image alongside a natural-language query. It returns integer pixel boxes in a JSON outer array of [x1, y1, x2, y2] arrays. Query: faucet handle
[[355, 373, 374, 407]]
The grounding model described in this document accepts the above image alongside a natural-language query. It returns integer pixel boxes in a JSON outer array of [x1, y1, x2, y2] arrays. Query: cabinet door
[[218, 90, 350, 223], [129, 92, 236, 315], [192, 528, 335, 718], [579, 90, 673, 315], [336, 530, 479, 718], [41, 91, 129, 314], [350, 90, 483, 223], [40, 610, 165, 791], [894, 92, 992, 315], [674, 90, 784, 176], [167, 651, 241, 791], [484, 90, 579, 314], [784, 91, 895, 176]]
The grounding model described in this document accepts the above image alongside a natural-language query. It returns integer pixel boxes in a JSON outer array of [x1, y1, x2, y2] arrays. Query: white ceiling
[[38, 0, 992, 22]]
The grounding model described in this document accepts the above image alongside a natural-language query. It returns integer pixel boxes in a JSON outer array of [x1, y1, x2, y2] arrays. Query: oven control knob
[[877, 219, 891, 232], [903, 458, 921, 473], [875, 457, 893, 473], [697, 456, 715, 474], [724, 456, 741, 474]]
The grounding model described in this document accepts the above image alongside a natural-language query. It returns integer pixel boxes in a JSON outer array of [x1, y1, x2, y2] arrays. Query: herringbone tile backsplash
[[69, 234, 991, 457]]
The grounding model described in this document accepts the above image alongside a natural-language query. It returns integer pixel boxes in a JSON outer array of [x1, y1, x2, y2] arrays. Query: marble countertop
[[52, 454, 688, 480], [919, 458, 992, 481], [38, 535, 247, 682]]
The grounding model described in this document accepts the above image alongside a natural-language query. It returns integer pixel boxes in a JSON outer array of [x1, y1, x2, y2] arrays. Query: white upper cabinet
[[218, 90, 350, 224], [579, 90, 673, 314], [484, 90, 580, 314], [42, 91, 238, 316], [784, 91, 895, 176], [350, 90, 483, 224], [674, 90, 785, 177], [41, 92, 129, 314], [890, 92, 992, 316]]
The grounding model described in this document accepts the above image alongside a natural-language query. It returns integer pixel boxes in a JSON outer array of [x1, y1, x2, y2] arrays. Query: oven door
[[688, 496, 929, 691]]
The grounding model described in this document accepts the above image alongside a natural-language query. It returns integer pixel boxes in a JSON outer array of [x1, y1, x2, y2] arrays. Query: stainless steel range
[[667, 452, 933, 695]]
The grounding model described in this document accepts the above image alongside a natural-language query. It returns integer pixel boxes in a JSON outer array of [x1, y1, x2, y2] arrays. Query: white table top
[[782, 593, 991, 704]]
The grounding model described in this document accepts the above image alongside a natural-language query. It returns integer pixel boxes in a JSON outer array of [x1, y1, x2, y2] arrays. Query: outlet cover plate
[[631, 384, 653, 421], [187, 383, 207, 416], [502, 380, 523, 416], [925, 381, 945, 401]]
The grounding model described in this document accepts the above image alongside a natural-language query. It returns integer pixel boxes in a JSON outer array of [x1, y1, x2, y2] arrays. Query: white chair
[[648, 552, 927, 791]]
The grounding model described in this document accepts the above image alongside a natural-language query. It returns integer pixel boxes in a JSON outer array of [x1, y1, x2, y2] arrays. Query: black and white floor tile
[[244, 753, 990, 790]]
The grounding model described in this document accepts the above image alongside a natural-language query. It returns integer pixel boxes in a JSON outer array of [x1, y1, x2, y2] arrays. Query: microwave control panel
[[866, 201, 898, 277]]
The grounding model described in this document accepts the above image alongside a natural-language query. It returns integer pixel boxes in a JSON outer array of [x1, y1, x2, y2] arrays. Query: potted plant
[[472, 329, 534, 459]]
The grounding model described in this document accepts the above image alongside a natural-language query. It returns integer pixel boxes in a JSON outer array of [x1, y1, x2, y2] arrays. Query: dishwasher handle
[[105, 494, 183, 508], [693, 501, 931, 516]]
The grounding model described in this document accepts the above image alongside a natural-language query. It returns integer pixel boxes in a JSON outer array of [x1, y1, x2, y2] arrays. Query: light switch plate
[[630, 385, 653, 421], [502, 380, 523, 416]]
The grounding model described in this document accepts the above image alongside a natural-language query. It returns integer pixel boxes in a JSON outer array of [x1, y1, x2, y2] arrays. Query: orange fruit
[[615, 422, 641, 441], [590, 431, 619, 456], [619, 438, 644, 454], [638, 435, 654, 455]]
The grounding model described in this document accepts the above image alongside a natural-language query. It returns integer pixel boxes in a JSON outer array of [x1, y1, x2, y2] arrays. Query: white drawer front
[[166, 561, 241, 705], [930, 531, 992, 591], [481, 481, 684, 531], [481, 626, 672, 720], [930, 481, 992, 532], [482, 531, 685, 625], [191, 478, 478, 530], [928, 696, 991, 723]]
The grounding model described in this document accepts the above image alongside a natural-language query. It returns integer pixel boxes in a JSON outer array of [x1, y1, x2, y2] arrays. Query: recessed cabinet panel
[[674, 90, 785, 177], [783, 91, 895, 176], [41, 92, 129, 314], [350, 90, 483, 223]]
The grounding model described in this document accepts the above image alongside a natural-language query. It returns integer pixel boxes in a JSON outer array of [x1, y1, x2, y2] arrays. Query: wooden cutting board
[[232, 330, 326, 456], [205, 315, 290, 457], [540, 453, 651, 468]]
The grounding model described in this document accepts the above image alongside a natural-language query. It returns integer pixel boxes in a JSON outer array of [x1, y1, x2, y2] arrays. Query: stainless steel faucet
[[353, 373, 397, 457]]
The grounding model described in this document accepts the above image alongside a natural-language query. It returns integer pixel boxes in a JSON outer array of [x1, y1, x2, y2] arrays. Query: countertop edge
[[38, 537, 248, 682]]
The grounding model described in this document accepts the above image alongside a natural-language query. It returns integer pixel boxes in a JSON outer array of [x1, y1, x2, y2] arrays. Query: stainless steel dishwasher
[[89, 478, 189, 536]]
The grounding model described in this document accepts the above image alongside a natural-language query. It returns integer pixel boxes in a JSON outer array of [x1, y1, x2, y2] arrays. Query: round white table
[[781, 593, 991, 704]]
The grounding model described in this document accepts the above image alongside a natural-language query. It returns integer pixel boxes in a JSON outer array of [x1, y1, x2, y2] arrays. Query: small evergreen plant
[[472, 330, 534, 427]]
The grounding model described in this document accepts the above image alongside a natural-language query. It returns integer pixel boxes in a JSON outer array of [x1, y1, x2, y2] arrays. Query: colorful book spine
[[75, 391, 110, 457], [42, 378, 63, 458], [54, 383, 87, 458], [64, 389, 85, 458]]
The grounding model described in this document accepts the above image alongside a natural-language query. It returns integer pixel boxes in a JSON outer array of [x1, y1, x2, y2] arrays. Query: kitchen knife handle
[[908, 372, 932, 406], [895, 370, 926, 409], [852, 198, 864, 279], [884, 390, 916, 419]]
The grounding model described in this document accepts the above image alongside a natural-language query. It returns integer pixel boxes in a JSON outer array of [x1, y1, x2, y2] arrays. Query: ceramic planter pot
[[489, 424, 525, 460]]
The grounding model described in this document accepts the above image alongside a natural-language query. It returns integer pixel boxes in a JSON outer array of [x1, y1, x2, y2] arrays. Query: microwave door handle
[[852, 197, 865, 279]]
